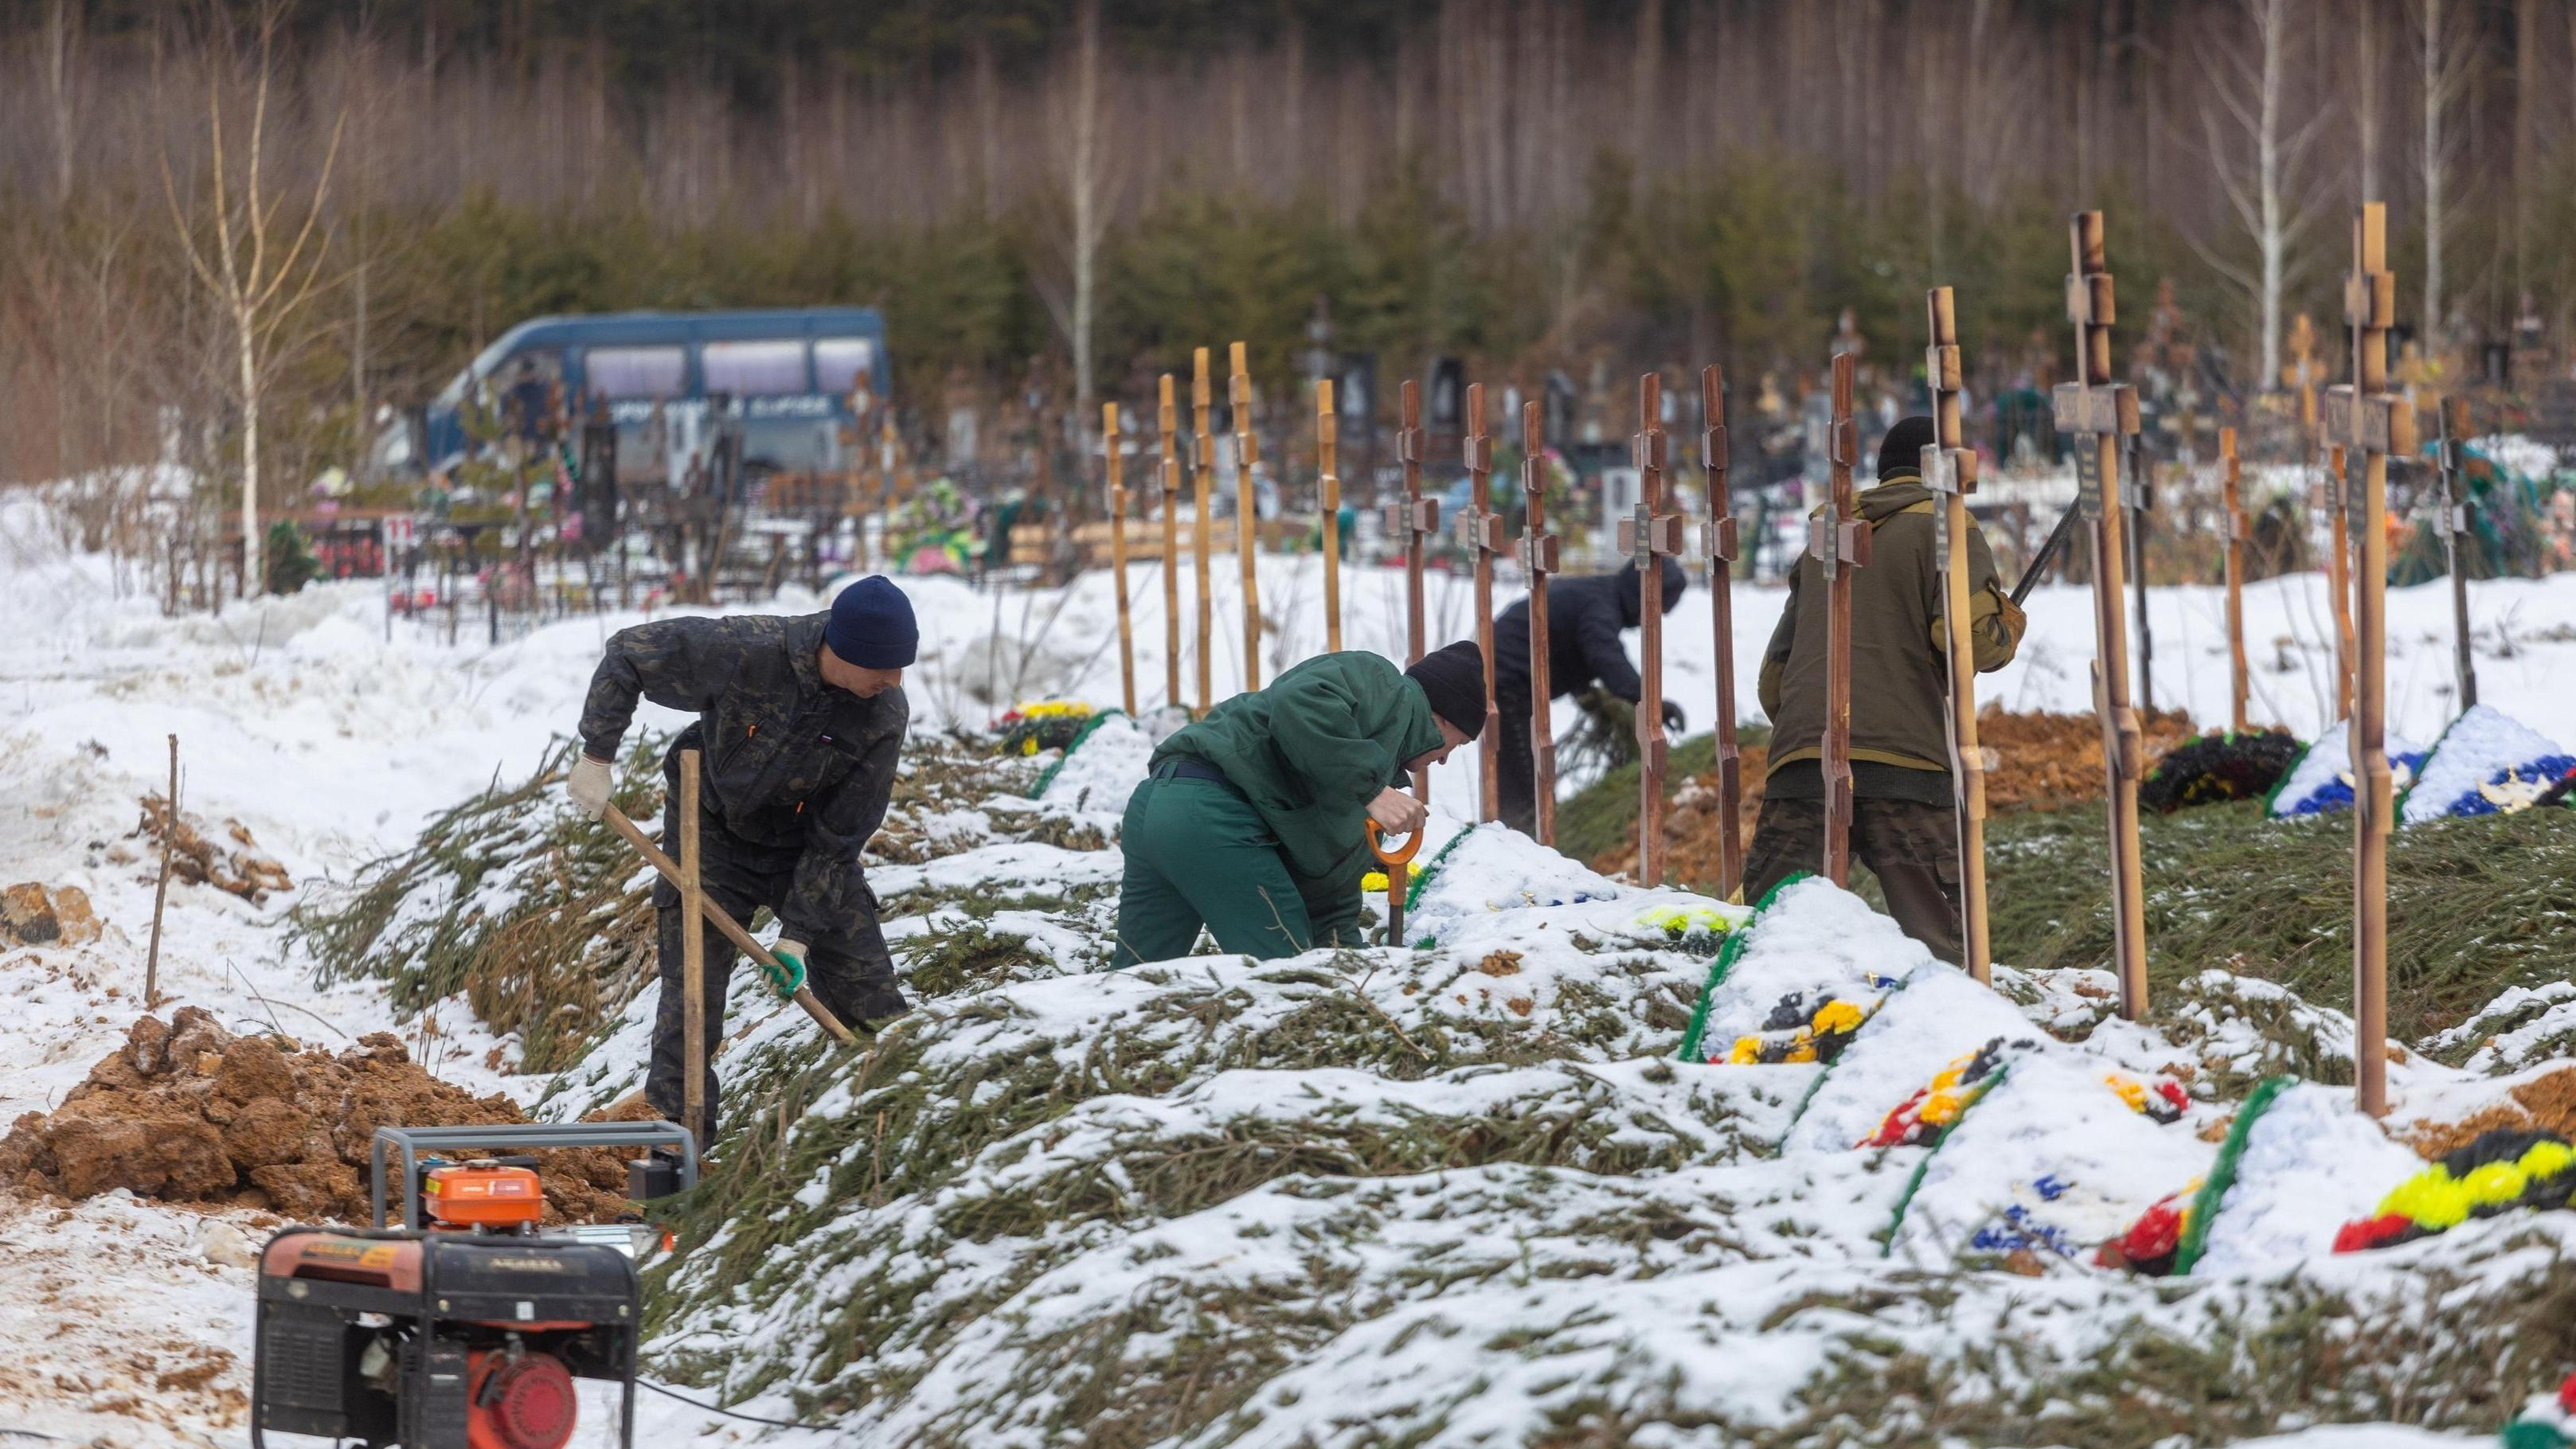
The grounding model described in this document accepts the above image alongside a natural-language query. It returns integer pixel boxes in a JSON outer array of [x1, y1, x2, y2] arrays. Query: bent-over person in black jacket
[[1490, 557, 1687, 835]]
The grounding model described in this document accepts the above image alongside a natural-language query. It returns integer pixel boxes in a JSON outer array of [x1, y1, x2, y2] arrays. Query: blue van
[[385, 307, 891, 485]]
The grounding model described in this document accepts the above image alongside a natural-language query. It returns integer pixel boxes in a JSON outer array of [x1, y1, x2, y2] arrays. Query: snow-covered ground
[[7, 484, 2576, 1446]]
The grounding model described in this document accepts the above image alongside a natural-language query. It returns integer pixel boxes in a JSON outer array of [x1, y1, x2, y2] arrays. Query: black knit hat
[[1878, 415, 1938, 482], [1405, 640, 1488, 738]]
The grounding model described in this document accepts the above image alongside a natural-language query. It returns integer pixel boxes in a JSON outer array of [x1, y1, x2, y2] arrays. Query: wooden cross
[[1519, 398, 1562, 845], [1316, 380, 1343, 653], [2220, 425, 2250, 734], [1384, 380, 1437, 804], [1812, 354, 1869, 888], [2432, 395, 2479, 709], [1924, 287, 1990, 982], [1158, 375, 1185, 710], [1191, 348, 1217, 712], [1229, 342, 1263, 693], [2049, 209, 2150, 1021], [2320, 201, 2414, 1119], [1619, 373, 1686, 885], [1698, 365, 1743, 899], [1460, 382, 1503, 822], [1103, 402, 1136, 717]]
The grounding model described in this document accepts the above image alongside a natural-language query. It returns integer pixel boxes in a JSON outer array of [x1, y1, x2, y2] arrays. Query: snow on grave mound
[[2400, 703, 2575, 824], [1032, 709, 1149, 803], [1782, 958, 2038, 1154], [2186, 1080, 2423, 1277], [1402, 821, 1628, 939], [2268, 721, 2424, 818], [1679, 876, 1923, 1066], [1886, 1048, 2214, 1263]]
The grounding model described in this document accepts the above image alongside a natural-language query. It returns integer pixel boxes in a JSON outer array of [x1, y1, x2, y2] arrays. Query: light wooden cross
[[2432, 395, 2479, 709], [1158, 375, 1184, 710], [1229, 342, 1263, 693], [1460, 382, 1503, 822], [1191, 349, 1217, 712], [1621, 373, 1686, 885], [2049, 209, 2150, 1021], [1316, 381, 1343, 653], [1924, 287, 1991, 982], [1103, 402, 1136, 717], [1698, 365, 1744, 899], [2220, 425, 2250, 734], [2321, 201, 2414, 1120], [1519, 399, 1562, 845], [1813, 354, 1869, 888], [1384, 381, 1437, 803]]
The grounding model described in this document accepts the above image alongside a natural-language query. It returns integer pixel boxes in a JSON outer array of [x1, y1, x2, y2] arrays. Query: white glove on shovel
[[566, 755, 614, 818]]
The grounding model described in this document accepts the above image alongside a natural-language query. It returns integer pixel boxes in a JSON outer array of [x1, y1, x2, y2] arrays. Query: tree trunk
[[2421, 0, 2447, 352], [238, 310, 262, 598], [2255, 0, 2287, 395], [1070, 0, 1102, 408]]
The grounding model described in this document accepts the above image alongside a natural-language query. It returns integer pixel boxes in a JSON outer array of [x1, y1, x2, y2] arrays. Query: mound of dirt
[[135, 793, 293, 902], [2, 881, 101, 947], [0, 1009, 645, 1224]]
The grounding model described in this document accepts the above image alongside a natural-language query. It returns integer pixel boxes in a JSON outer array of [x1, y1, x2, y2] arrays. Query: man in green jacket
[[1112, 641, 1487, 967], [1745, 416, 2027, 963]]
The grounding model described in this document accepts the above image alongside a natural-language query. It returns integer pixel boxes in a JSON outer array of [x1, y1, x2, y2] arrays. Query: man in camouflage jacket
[[566, 577, 917, 1133]]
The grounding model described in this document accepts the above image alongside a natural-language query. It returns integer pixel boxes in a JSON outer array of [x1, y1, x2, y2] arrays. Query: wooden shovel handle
[[603, 803, 859, 1045]]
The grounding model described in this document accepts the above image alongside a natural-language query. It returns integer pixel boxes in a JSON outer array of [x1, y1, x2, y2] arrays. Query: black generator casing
[[252, 1225, 640, 1449]]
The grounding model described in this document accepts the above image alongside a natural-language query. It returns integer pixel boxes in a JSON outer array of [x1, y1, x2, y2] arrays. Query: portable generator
[[251, 1122, 696, 1449]]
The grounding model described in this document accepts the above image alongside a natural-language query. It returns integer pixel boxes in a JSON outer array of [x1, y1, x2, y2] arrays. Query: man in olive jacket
[[1745, 416, 2026, 963], [565, 577, 917, 1132], [1112, 642, 1487, 966]]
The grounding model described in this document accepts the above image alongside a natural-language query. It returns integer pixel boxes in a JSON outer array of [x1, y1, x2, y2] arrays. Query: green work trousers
[[1111, 774, 1362, 967]]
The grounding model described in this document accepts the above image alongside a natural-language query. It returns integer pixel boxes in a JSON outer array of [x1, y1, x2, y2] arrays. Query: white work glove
[[566, 754, 614, 818], [1367, 787, 1427, 835], [760, 939, 808, 999]]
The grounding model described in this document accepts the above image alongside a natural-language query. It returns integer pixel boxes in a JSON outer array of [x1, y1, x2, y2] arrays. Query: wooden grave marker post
[[2221, 426, 2250, 734], [2433, 395, 2479, 710], [1317, 380, 1343, 653], [1814, 355, 1869, 888], [1460, 382, 1503, 821], [1385, 380, 1438, 803], [1698, 365, 1744, 899], [1924, 287, 1991, 982], [1519, 399, 1562, 845], [2050, 210, 2150, 1021], [1229, 342, 1262, 693], [2125, 435, 2155, 710], [1192, 348, 1217, 712], [1103, 401, 1136, 717], [678, 748, 709, 1150], [2320, 443, 2356, 722], [2322, 201, 2414, 1119], [1621, 373, 1686, 885], [1158, 375, 1184, 709]]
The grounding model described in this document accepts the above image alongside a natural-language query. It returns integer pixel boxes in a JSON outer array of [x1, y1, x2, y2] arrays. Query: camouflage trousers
[[1741, 795, 1964, 965]]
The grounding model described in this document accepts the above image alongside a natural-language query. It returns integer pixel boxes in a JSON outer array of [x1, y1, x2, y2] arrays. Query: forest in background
[[4, 0, 2574, 509]]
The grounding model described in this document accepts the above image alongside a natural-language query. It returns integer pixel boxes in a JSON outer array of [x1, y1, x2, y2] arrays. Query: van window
[[588, 346, 687, 400], [703, 340, 810, 396], [814, 338, 875, 396]]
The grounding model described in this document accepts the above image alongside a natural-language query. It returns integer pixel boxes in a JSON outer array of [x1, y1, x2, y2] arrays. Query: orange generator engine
[[250, 1123, 698, 1449]]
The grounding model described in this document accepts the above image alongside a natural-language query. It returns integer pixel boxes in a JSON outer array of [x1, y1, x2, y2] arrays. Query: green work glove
[[760, 939, 808, 1000]]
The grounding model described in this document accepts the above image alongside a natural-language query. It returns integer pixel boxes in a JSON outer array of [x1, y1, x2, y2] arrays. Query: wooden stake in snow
[[1384, 381, 1437, 804], [2222, 426, 2251, 734], [2050, 210, 2150, 1021], [678, 748, 709, 1149], [1460, 382, 1503, 822], [1158, 374, 1184, 709], [1698, 365, 1743, 899], [144, 733, 177, 1010], [1621, 373, 1685, 886], [2432, 395, 2479, 709], [2323, 201, 2414, 1119], [1924, 287, 1991, 983], [1317, 380, 1343, 653], [1192, 349, 1217, 713], [1229, 342, 1262, 693], [1519, 399, 1562, 846], [1813, 355, 1868, 889], [1104, 402, 1136, 717]]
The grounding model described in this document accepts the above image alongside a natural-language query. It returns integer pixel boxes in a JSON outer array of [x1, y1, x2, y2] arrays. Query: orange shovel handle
[[1366, 818, 1422, 866]]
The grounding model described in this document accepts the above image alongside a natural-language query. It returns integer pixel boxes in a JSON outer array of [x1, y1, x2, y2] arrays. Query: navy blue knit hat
[[827, 576, 918, 670]]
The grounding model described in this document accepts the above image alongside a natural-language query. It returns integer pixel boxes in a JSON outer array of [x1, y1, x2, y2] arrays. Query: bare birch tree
[[161, 4, 344, 596], [2412, 0, 2474, 353], [2191, 0, 2329, 393], [1034, 0, 1116, 409]]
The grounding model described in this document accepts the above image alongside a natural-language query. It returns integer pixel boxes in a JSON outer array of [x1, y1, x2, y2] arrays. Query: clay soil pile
[[0, 1010, 640, 1224]]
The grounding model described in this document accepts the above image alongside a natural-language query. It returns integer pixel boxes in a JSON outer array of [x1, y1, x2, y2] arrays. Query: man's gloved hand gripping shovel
[[594, 796, 859, 1047]]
